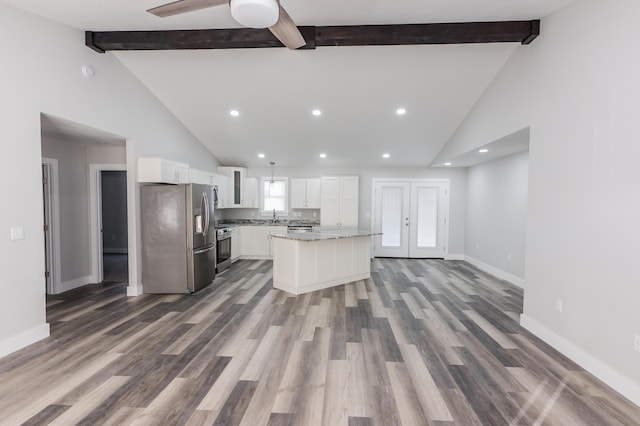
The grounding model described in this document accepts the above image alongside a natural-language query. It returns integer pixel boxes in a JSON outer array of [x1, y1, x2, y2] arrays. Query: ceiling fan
[[147, 0, 306, 49]]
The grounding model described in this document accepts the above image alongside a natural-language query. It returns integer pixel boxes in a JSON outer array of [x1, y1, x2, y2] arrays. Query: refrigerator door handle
[[202, 192, 209, 238], [193, 245, 215, 255], [205, 191, 210, 237]]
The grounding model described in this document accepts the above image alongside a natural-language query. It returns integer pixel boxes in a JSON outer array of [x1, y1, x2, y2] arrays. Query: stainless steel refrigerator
[[141, 183, 216, 293]]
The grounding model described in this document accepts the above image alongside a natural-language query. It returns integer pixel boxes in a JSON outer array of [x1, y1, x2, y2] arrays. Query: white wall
[[437, 0, 640, 403], [0, 3, 218, 357], [465, 151, 528, 284], [243, 166, 467, 256]]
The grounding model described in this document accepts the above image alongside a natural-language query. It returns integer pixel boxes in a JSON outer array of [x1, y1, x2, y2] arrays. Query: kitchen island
[[270, 229, 378, 295]]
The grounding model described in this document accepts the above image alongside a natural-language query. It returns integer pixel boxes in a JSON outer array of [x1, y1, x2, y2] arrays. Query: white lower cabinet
[[272, 235, 371, 295], [239, 226, 287, 259], [230, 227, 240, 261]]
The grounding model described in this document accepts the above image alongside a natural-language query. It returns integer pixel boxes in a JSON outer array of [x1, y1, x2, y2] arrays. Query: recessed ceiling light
[[396, 108, 406, 115], [444, 162, 452, 166], [479, 149, 489, 153], [258, 153, 265, 158], [229, 110, 239, 117], [319, 153, 327, 158], [312, 109, 322, 116], [382, 153, 390, 159]]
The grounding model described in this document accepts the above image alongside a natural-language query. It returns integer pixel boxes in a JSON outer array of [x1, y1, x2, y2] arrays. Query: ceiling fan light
[[230, 0, 279, 29]]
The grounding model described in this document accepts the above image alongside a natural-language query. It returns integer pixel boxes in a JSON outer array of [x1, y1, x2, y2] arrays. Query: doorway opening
[[100, 170, 128, 282], [372, 179, 450, 258], [89, 164, 127, 284]]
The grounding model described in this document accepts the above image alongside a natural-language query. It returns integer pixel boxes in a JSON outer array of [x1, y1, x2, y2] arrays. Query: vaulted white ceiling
[[3, 0, 575, 168]]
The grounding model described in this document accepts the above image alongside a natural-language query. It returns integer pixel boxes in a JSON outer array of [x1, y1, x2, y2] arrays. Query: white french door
[[373, 182, 411, 257], [373, 180, 449, 258]]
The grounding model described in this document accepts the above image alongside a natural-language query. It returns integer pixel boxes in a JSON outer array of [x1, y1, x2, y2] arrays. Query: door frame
[[371, 178, 451, 258], [42, 157, 61, 294], [89, 163, 126, 284]]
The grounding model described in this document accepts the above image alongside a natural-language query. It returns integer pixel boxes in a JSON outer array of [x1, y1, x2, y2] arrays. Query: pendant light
[[269, 161, 275, 185]]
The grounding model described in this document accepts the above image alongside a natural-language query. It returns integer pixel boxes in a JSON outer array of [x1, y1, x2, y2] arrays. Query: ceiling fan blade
[[269, 4, 306, 49], [147, 0, 229, 18]]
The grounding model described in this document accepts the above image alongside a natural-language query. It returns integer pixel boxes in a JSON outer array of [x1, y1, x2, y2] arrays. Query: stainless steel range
[[216, 227, 232, 273]]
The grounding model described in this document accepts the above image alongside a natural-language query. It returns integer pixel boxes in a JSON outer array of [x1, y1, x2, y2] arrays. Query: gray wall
[[0, 2, 218, 354], [42, 139, 91, 282], [435, 0, 640, 402], [41, 137, 127, 283], [465, 151, 528, 279]]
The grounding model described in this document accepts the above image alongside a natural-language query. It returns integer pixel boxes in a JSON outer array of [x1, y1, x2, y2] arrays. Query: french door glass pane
[[416, 187, 437, 248], [381, 187, 402, 247]]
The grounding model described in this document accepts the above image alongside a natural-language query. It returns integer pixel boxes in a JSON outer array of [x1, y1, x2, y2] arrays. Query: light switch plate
[[555, 299, 563, 313], [10, 226, 24, 240]]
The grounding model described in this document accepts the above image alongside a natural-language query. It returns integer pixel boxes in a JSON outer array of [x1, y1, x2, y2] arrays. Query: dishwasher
[[287, 225, 314, 233]]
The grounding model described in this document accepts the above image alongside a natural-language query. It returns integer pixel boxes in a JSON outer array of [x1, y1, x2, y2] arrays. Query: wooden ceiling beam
[[86, 20, 540, 53]]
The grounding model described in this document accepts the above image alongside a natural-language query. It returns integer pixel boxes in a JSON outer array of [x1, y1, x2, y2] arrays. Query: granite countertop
[[215, 219, 320, 228], [271, 229, 380, 241]]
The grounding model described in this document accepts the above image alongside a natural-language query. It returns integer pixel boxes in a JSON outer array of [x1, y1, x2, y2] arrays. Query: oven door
[[216, 235, 232, 272]]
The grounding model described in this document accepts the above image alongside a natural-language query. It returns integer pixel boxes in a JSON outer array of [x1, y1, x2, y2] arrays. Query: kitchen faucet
[[272, 208, 279, 223]]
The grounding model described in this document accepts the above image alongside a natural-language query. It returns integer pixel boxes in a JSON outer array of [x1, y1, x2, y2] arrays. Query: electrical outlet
[[10, 226, 24, 241], [556, 299, 563, 313], [634, 335, 640, 353]]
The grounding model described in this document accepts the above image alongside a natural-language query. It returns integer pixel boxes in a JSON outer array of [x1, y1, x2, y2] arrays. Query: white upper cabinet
[[213, 173, 229, 208], [137, 157, 189, 184], [217, 166, 246, 208], [188, 168, 215, 185], [291, 178, 321, 209], [242, 177, 259, 208], [321, 176, 359, 227]]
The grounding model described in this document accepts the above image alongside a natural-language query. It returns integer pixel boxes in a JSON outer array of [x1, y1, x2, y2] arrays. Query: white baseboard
[[127, 284, 144, 297], [464, 255, 525, 289], [56, 275, 92, 294], [445, 253, 465, 261], [520, 314, 640, 407], [0, 323, 50, 359], [239, 255, 272, 260]]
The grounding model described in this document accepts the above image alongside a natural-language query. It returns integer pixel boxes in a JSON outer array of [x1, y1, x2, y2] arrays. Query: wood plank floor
[[1, 258, 638, 425]]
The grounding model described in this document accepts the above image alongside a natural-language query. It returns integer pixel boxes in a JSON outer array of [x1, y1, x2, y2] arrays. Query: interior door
[[373, 180, 448, 258], [373, 182, 411, 257]]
